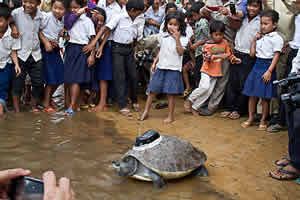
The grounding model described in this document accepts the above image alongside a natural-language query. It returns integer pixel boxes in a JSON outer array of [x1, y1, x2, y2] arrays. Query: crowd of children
[[0, 0, 299, 131]]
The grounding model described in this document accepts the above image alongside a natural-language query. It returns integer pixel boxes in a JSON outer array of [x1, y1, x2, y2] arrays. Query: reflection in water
[[0, 89, 234, 200]]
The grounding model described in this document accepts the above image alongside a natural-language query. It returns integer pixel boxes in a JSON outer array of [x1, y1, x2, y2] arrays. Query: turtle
[[112, 130, 208, 188]]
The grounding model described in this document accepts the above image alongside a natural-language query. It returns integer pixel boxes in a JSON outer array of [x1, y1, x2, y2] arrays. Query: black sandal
[[274, 158, 291, 167], [270, 168, 300, 180]]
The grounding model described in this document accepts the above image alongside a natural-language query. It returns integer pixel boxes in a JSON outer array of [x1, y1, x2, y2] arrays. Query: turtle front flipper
[[148, 169, 166, 189]]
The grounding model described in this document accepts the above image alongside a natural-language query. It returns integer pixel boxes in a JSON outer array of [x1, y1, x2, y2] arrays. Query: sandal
[[80, 104, 89, 109], [274, 158, 291, 167], [31, 106, 40, 113], [132, 103, 140, 112], [229, 111, 240, 120], [183, 89, 192, 98], [65, 108, 75, 116], [43, 107, 56, 113], [269, 167, 300, 180], [241, 121, 253, 128], [257, 123, 267, 131], [267, 124, 283, 133], [220, 111, 231, 118], [120, 108, 132, 117], [155, 101, 168, 109]]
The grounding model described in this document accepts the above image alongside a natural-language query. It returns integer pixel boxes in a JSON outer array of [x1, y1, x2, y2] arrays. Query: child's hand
[[96, 47, 103, 58], [59, 29, 67, 37], [282, 42, 289, 55], [233, 57, 242, 64], [262, 70, 272, 83], [15, 65, 21, 77], [87, 55, 95, 67], [11, 26, 20, 39], [83, 41, 96, 54], [171, 28, 180, 40], [151, 64, 156, 74], [44, 40, 53, 52], [254, 32, 262, 41], [49, 40, 58, 48], [76, 7, 87, 16]]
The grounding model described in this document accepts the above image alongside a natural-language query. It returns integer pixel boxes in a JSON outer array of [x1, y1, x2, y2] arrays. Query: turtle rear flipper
[[191, 166, 209, 177], [149, 169, 166, 189]]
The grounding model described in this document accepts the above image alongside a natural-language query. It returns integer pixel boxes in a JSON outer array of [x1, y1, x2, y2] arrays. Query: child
[[241, 10, 284, 130], [11, 0, 44, 113], [85, 0, 144, 116], [63, 0, 96, 115], [39, 0, 66, 113], [140, 10, 189, 123], [88, 7, 112, 112], [144, 0, 165, 37], [188, 1, 209, 92], [184, 21, 241, 115], [0, 3, 21, 115], [221, 0, 261, 120], [159, 2, 177, 33]]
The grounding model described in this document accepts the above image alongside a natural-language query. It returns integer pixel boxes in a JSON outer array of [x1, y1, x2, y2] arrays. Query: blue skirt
[[64, 43, 92, 84], [148, 68, 184, 94], [41, 46, 63, 85], [96, 42, 112, 81], [80, 66, 99, 91], [0, 64, 13, 111], [242, 58, 277, 98]]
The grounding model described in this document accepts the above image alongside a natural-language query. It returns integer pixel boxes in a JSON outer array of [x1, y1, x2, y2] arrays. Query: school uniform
[[144, 6, 165, 37], [0, 27, 21, 111], [11, 7, 44, 99], [64, 14, 95, 84], [40, 12, 64, 86], [243, 32, 284, 98], [225, 15, 260, 114], [105, 10, 139, 109], [148, 32, 188, 94]]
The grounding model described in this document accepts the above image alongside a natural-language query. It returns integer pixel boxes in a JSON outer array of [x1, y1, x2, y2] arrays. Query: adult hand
[[218, 6, 230, 16], [0, 168, 31, 199], [43, 171, 74, 200], [200, 6, 213, 17]]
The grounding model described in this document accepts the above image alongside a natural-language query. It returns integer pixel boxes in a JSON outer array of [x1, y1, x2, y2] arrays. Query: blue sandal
[[65, 108, 75, 116]]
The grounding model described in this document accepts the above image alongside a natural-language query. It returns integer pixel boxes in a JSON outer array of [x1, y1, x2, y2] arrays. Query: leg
[[70, 83, 80, 111], [241, 96, 258, 128], [12, 60, 27, 112], [164, 94, 175, 124], [90, 80, 108, 112], [194, 55, 203, 88], [148, 170, 166, 189], [42, 85, 52, 108], [140, 92, 157, 120], [258, 98, 270, 130], [126, 51, 138, 109], [182, 64, 191, 93], [64, 83, 71, 108], [191, 165, 209, 177]]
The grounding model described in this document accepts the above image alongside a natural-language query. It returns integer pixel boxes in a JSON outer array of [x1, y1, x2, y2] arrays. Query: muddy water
[[0, 93, 233, 200]]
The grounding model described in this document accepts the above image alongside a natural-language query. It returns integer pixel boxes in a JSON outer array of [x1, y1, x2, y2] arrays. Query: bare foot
[[0, 104, 4, 115], [88, 105, 106, 112], [184, 100, 192, 113], [139, 111, 149, 121], [163, 117, 174, 124], [191, 108, 199, 116], [275, 158, 290, 167]]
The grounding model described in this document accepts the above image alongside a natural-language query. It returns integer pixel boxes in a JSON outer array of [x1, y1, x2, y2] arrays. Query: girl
[[140, 10, 188, 123], [241, 10, 284, 130], [159, 2, 177, 33], [88, 7, 112, 112], [39, 0, 66, 113], [64, 0, 96, 115]]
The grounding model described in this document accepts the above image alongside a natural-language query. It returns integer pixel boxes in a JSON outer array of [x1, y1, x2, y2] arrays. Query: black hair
[[165, 2, 177, 14], [0, 3, 11, 19], [209, 20, 225, 34], [185, 8, 192, 18], [126, 0, 145, 11], [190, 1, 205, 13], [51, 0, 68, 8], [145, 0, 153, 6], [163, 10, 186, 36], [247, 0, 262, 11], [260, 9, 279, 24], [66, 0, 85, 8], [92, 7, 107, 22]]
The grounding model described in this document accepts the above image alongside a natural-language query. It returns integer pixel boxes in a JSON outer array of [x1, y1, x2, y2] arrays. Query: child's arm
[[262, 52, 280, 83], [38, 32, 53, 52], [151, 50, 160, 74], [82, 26, 111, 54], [96, 31, 110, 58], [64, 8, 86, 31], [190, 39, 208, 51], [171, 29, 184, 56], [250, 32, 262, 57], [10, 50, 21, 77]]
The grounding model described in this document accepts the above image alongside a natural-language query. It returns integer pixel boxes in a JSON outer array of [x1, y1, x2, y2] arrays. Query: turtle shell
[[123, 135, 207, 179]]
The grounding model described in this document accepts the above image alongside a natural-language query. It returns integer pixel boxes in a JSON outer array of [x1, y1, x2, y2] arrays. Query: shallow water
[[0, 91, 234, 200]]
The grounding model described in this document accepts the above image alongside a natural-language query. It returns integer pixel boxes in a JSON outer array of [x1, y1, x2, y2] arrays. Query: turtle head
[[112, 156, 138, 177]]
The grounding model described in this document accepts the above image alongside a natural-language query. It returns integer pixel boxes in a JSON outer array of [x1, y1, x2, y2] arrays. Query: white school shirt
[[0, 27, 21, 69], [12, 7, 43, 62], [68, 14, 95, 45], [97, 0, 122, 40], [135, 13, 146, 41], [291, 49, 300, 73], [255, 32, 284, 59], [40, 12, 64, 41], [156, 32, 188, 72], [235, 15, 260, 54], [289, 14, 300, 49], [106, 10, 138, 44]]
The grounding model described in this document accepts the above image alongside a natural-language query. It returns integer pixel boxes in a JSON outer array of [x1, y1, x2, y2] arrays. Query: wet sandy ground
[[95, 96, 300, 200]]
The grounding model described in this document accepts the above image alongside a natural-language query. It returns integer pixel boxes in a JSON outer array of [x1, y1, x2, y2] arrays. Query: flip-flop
[[267, 124, 283, 133], [269, 168, 300, 181], [229, 111, 240, 120], [199, 107, 214, 116], [120, 108, 132, 117], [65, 108, 75, 116], [274, 158, 291, 167], [257, 124, 267, 131], [31, 106, 40, 113], [220, 111, 231, 118], [133, 103, 140, 112], [241, 121, 253, 128], [43, 107, 56, 113], [155, 101, 168, 109]]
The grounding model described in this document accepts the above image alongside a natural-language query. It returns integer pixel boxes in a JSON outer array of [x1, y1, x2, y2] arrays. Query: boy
[[84, 0, 144, 116], [184, 21, 241, 115], [0, 3, 21, 115], [221, 0, 262, 120], [11, 0, 44, 112]]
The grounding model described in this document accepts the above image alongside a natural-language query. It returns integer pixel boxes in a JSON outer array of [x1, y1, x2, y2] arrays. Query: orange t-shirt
[[201, 39, 235, 77]]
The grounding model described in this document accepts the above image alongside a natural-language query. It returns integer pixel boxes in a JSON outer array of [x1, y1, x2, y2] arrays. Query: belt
[[234, 50, 249, 56], [111, 41, 133, 48]]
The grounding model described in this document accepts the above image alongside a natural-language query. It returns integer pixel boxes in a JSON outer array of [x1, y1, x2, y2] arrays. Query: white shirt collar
[[1, 27, 12, 39]]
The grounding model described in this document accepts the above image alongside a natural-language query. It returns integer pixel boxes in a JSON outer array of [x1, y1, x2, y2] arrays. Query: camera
[[274, 73, 300, 109]]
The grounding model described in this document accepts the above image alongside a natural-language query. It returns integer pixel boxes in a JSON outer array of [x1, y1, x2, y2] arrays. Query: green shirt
[[194, 18, 209, 57]]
